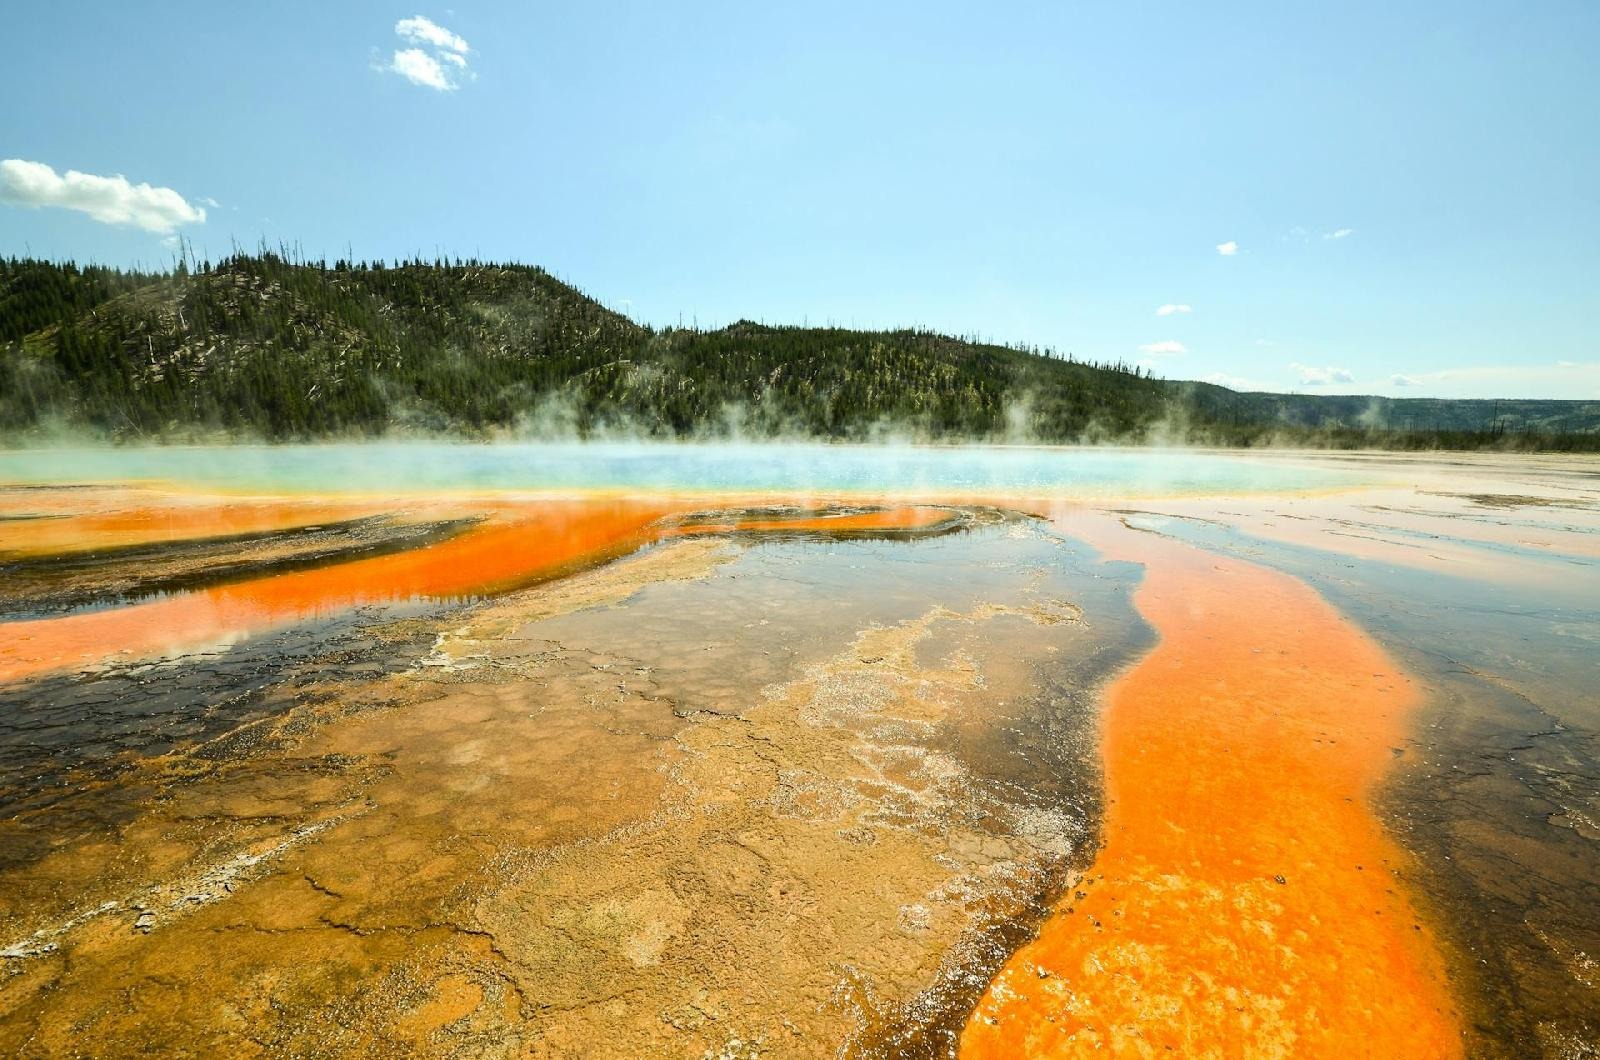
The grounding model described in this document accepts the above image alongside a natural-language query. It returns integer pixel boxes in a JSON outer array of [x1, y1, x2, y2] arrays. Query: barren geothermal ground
[[0, 444, 1595, 1058]]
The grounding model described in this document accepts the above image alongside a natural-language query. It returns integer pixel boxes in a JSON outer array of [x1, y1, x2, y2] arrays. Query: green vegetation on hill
[[2, 254, 1596, 450]]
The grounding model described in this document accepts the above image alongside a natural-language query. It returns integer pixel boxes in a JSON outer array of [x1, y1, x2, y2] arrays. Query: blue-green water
[[0, 443, 1374, 497]]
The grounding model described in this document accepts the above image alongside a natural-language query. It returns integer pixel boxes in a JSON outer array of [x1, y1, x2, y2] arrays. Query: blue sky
[[3, 1, 1596, 398]]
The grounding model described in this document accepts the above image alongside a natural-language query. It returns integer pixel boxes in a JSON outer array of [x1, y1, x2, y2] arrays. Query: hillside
[[1183, 386, 1600, 437], [2, 255, 1596, 449]]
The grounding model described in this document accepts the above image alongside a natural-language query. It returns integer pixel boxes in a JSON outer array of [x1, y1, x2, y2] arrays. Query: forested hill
[[2, 254, 1596, 450]]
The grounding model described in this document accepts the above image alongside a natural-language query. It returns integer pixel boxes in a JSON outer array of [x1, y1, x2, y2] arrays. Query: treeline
[[1180, 420, 1600, 453], [1, 253, 649, 438], [0, 253, 1178, 442], [0, 259, 162, 344], [2, 254, 1596, 451], [1180, 385, 1600, 438]]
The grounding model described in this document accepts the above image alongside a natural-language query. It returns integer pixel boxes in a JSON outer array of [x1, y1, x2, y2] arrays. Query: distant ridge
[[2, 255, 1595, 450]]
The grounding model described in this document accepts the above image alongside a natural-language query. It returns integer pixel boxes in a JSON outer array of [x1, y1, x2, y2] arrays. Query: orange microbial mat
[[961, 513, 1462, 1058]]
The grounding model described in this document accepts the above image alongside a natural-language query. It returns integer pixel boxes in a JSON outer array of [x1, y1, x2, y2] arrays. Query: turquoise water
[[0, 443, 1371, 498]]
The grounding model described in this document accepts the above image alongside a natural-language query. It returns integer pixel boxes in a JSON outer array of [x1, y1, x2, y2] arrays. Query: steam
[[0, 439, 1368, 502]]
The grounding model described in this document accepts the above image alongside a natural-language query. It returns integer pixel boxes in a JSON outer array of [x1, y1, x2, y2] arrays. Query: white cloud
[[1292, 362, 1355, 386], [1216, 240, 1238, 256], [1139, 340, 1188, 356], [390, 48, 455, 90], [199, 196, 222, 208], [1391, 374, 1418, 387], [396, 15, 469, 54], [383, 16, 473, 90], [1324, 228, 1354, 240], [0, 158, 205, 234], [1556, 360, 1577, 368], [1155, 303, 1192, 317]]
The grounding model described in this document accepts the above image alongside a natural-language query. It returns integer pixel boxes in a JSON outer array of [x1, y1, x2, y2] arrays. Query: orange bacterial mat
[[0, 498, 959, 684], [959, 512, 1462, 1058], [0, 500, 674, 683]]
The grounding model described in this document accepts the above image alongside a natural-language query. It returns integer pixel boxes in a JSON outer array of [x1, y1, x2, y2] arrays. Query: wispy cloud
[[1216, 240, 1239, 256], [390, 48, 455, 90], [1201, 371, 1261, 391], [1324, 227, 1354, 240], [1376, 362, 1600, 399], [1391, 374, 1418, 387], [1292, 362, 1354, 386], [0, 158, 205, 233], [1139, 340, 1188, 356], [1155, 303, 1192, 317], [382, 15, 473, 90], [396, 15, 469, 53]]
